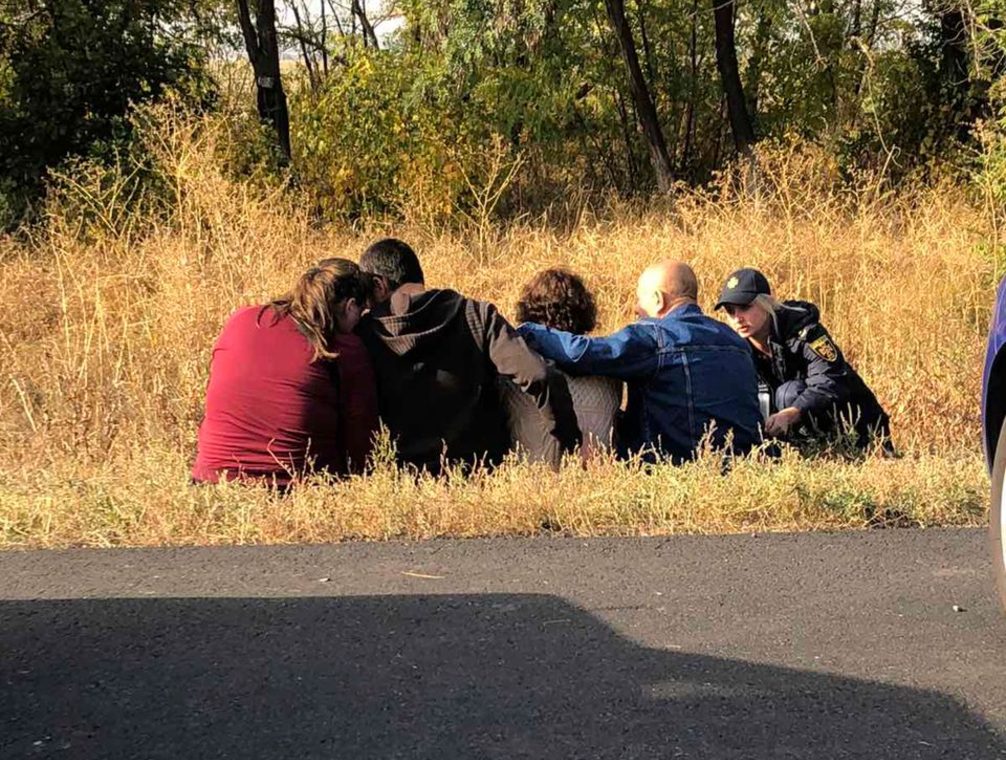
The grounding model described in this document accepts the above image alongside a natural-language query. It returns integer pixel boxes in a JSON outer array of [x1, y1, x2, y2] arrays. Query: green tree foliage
[[290, 48, 457, 219], [2, 0, 992, 227], [0, 0, 214, 225], [287, 0, 971, 219]]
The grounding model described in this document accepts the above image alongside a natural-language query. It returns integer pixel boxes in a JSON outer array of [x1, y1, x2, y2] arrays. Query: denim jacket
[[517, 304, 762, 462]]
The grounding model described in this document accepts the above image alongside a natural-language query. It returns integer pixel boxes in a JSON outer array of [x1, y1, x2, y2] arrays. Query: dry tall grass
[[0, 108, 995, 548]]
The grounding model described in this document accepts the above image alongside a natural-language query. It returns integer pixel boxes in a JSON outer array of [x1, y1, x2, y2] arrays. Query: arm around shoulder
[[518, 321, 659, 380], [480, 302, 581, 454]]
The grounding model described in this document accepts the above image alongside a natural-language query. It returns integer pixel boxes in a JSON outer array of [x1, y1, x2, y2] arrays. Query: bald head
[[635, 260, 699, 318]]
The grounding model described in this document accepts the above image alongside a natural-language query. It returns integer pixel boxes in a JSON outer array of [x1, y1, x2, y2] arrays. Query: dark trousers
[[774, 380, 892, 450]]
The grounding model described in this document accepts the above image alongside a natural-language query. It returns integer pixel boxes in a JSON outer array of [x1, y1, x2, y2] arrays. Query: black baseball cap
[[715, 268, 771, 310]]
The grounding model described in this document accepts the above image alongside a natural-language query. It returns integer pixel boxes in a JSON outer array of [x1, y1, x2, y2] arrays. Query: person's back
[[619, 305, 761, 459], [193, 261, 378, 485], [518, 260, 762, 462], [501, 268, 622, 465], [358, 289, 511, 470], [356, 240, 580, 474], [501, 371, 621, 465]]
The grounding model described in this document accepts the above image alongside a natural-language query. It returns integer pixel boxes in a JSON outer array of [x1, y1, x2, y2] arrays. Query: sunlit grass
[[0, 108, 995, 548]]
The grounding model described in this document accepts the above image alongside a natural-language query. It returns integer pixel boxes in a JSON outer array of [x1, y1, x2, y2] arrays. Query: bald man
[[517, 261, 762, 462]]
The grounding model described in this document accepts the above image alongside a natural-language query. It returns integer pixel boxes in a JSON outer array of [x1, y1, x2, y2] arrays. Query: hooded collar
[[366, 288, 466, 357]]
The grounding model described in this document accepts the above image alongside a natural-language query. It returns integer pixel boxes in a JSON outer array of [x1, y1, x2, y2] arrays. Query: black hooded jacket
[[357, 288, 581, 473], [754, 300, 888, 435]]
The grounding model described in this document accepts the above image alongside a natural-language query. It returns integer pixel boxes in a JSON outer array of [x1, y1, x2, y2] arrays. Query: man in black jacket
[[356, 238, 581, 473]]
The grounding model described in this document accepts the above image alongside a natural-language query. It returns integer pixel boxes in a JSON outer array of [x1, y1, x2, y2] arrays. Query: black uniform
[[754, 300, 890, 447]]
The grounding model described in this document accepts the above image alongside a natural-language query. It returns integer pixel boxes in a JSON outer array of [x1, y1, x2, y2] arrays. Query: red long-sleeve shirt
[[192, 306, 378, 485]]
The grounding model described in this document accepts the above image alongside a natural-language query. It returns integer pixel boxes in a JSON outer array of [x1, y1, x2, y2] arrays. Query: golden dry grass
[[0, 110, 995, 548]]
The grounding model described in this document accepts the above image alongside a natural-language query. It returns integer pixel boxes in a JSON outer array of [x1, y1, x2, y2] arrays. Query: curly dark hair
[[515, 268, 598, 334]]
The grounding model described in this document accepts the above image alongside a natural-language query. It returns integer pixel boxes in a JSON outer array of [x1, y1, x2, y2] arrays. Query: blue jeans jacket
[[517, 304, 762, 461]]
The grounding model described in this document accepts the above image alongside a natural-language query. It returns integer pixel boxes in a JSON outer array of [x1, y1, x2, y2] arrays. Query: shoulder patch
[[807, 333, 839, 362]]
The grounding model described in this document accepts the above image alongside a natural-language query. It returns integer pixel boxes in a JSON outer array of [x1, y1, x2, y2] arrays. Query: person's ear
[[649, 289, 665, 316], [660, 290, 671, 313]]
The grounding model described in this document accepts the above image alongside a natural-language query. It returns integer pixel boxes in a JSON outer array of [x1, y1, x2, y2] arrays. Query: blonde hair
[[753, 293, 783, 316], [264, 259, 371, 362], [752, 293, 799, 336]]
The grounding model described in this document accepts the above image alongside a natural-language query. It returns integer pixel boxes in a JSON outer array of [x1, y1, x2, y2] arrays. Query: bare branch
[[289, 1, 318, 88], [235, 0, 260, 62]]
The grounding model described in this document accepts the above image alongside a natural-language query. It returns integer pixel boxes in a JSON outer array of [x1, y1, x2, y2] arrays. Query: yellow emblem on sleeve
[[727, 276, 739, 289], [808, 335, 839, 362]]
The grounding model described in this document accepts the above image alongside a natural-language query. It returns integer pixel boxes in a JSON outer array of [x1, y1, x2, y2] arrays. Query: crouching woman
[[715, 267, 891, 450], [192, 259, 379, 487]]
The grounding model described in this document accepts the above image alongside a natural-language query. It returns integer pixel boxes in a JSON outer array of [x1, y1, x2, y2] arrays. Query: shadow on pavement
[[1, 594, 1003, 759]]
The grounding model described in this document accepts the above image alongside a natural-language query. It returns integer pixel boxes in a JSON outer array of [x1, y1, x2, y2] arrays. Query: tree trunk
[[939, 6, 969, 87], [867, 0, 880, 44], [236, 0, 291, 164], [712, 0, 755, 154], [603, 0, 674, 191], [352, 0, 379, 48], [744, 6, 771, 133], [680, 0, 699, 176], [939, 5, 978, 135], [637, 0, 658, 89], [320, 0, 329, 77], [327, 0, 347, 38], [290, 2, 318, 91]]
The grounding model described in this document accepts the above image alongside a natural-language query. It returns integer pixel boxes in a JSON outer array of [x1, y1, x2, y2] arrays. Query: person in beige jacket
[[501, 268, 622, 467]]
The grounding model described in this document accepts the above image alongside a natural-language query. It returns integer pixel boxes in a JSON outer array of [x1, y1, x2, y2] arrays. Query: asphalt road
[[3, 528, 1006, 759]]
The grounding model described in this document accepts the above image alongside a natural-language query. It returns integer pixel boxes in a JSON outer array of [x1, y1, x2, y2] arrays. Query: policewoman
[[714, 268, 890, 448]]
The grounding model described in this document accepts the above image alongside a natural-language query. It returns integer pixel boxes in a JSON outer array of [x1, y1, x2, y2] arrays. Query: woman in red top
[[193, 259, 379, 486]]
